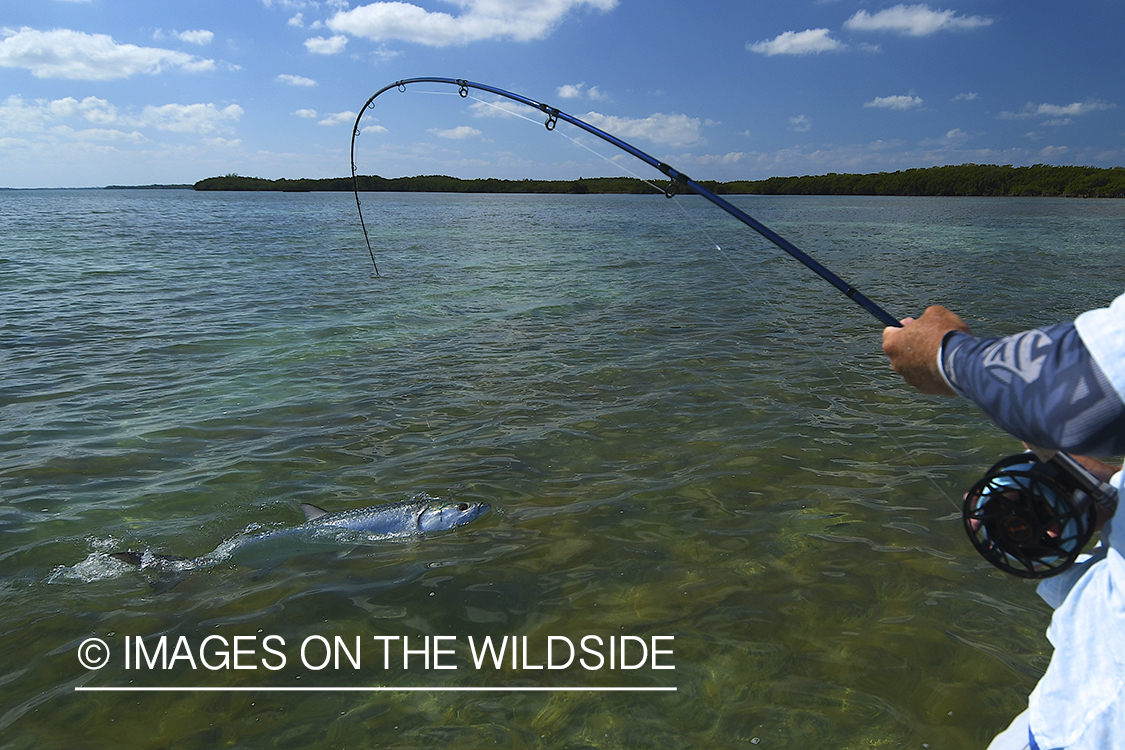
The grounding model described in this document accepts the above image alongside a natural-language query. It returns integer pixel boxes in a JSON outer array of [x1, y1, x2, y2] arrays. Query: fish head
[[417, 500, 490, 533]]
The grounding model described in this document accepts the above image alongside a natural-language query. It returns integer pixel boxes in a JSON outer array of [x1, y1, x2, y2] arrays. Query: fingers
[[880, 305, 967, 396]]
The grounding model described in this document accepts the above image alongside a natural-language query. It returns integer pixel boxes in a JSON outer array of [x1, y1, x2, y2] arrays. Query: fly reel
[[963, 451, 1116, 579]]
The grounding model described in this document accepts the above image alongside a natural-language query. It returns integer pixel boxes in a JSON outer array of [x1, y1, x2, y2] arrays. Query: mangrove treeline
[[194, 164, 1125, 197]]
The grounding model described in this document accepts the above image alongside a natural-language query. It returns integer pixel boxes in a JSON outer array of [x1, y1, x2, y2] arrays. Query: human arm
[[882, 306, 1125, 456]]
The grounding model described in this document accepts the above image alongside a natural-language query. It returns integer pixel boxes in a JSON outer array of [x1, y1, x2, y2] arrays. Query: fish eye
[[458, 503, 470, 511]]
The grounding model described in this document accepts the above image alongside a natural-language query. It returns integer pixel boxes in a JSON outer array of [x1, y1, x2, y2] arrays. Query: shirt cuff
[[937, 330, 971, 398]]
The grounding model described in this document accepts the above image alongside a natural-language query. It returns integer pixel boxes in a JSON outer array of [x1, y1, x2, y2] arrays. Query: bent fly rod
[[350, 78, 1123, 579], [350, 77, 901, 328]]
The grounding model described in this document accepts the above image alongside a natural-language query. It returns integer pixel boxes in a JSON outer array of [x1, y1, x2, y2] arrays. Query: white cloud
[[0, 27, 215, 80], [429, 125, 482, 139], [137, 103, 244, 133], [53, 125, 147, 143], [289, 13, 305, 28], [260, 0, 320, 9], [999, 99, 1116, 121], [368, 44, 402, 63], [0, 94, 241, 138], [1039, 145, 1069, 159], [557, 82, 608, 100], [176, 30, 214, 46], [953, 92, 979, 102], [278, 73, 318, 86], [580, 111, 704, 147], [748, 28, 844, 55], [1, 94, 126, 135], [48, 95, 119, 124], [305, 34, 348, 54], [317, 110, 356, 126], [465, 98, 703, 147], [844, 4, 992, 36], [326, 0, 618, 47], [864, 94, 924, 110], [693, 151, 746, 166], [1035, 100, 1115, 117], [789, 114, 812, 132], [294, 108, 319, 118]]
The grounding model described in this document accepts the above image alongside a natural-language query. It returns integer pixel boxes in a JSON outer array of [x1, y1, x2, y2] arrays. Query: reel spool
[[963, 453, 1099, 579]]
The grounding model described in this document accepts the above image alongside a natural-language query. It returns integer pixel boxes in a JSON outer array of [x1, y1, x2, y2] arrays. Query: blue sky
[[2, 0, 1122, 187]]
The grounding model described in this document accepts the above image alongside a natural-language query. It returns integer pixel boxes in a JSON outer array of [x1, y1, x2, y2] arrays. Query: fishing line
[[352, 78, 899, 327], [466, 93, 672, 194], [351, 77, 1109, 577], [651, 186, 965, 514], [351, 77, 957, 509]]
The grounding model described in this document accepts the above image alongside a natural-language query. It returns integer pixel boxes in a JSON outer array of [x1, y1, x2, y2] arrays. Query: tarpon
[[109, 495, 489, 587]]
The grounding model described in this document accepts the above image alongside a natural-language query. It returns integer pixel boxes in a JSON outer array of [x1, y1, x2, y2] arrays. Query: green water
[[2, 190, 1123, 748]]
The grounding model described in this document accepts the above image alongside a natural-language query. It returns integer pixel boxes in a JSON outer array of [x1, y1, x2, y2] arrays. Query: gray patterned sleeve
[[940, 323, 1125, 455]]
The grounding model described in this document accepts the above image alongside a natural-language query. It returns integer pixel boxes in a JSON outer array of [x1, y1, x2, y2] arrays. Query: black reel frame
[[963, 452, 1100, 578]]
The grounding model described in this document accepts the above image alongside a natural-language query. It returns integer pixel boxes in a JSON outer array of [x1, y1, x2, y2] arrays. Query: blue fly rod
[[351, 77, 902, 328]]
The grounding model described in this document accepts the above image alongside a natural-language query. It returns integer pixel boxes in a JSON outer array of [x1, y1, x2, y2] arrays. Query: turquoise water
[[2, 190, 1123, 748]]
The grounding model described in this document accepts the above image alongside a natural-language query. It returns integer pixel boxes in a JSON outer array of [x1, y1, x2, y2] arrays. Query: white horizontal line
[[76, 686, 677, 693]]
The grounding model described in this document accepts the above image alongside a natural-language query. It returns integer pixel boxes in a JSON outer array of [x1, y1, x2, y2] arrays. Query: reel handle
[[1027, 445, 1119, 513]]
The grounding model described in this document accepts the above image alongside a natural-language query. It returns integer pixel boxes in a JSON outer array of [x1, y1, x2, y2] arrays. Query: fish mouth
[[450, 501, 491, 523], [418, 500, 492, 532]]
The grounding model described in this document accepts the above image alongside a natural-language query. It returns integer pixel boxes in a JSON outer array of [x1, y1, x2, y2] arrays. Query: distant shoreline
[[106, 184, 194, 190], [5, 164, 1122, 196], [190, 164, 1125, 198]]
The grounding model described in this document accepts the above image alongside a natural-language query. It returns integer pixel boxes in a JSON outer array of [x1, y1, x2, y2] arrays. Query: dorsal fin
[[110, 551, 143, 566], [299, 503, 330, 521]]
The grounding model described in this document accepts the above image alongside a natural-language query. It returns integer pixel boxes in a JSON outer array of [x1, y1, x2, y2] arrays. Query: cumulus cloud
[[317, 110, 356, 126], [748, 28, 845, 55], [864, 94, 924, 110], [693, 152, 747, 166], [580, 111, 704, 147], [0, 94, 107, 133], [1038, 145, 1069, 160], [176, 30, 214, 46], [326, 0, 618, 47], [429, 125, 482, 139], [0, 94, 240, 136], [789, 115, 813, 132], [466, 98, 703, 147], [294, 108, 319, 118], [1000, 99, 1115, 122], [53, 125, 147, 143], [557, 82, 607, 100], [368, 44, 402, 63], [47, 95, 119, 124], [137, 103, 244, 133], [305, 34, 348, 54], [844, 4, 992, 36], [278, 73, 317, 86], [0, 27, 215, 80]]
